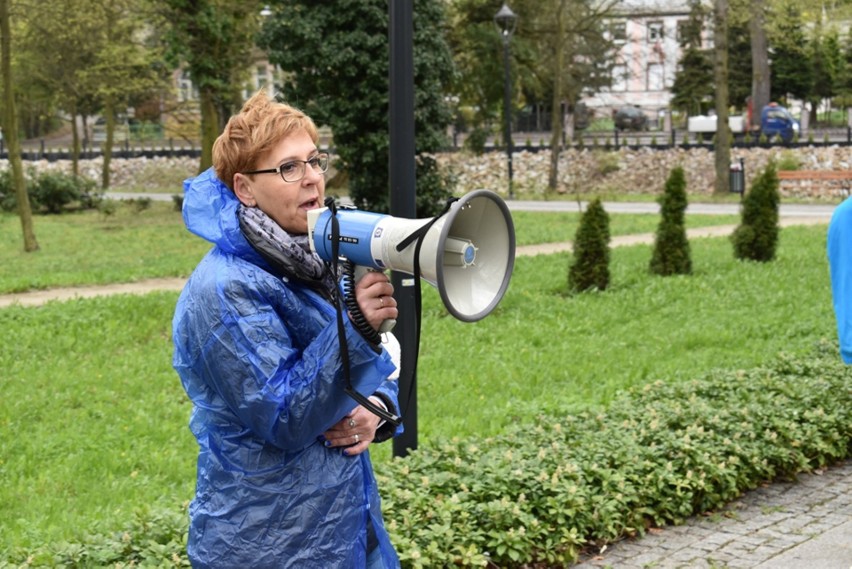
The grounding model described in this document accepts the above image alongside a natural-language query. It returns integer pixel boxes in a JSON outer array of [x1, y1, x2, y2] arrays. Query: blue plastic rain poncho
[[828, 197, 852, 364], [172, 168, 402, 568]]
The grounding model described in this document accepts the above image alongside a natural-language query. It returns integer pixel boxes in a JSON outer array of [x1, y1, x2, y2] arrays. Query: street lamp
[[494, 2, 517, 200]]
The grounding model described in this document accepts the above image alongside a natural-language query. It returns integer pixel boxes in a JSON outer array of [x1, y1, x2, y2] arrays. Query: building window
[[612, 64, 628, 91], [256, 65, 269, 90], [647, 63, 664, 91], [610, 21, 627, 42], [178, 71, 196, 102], [648, 21, 664, 42]]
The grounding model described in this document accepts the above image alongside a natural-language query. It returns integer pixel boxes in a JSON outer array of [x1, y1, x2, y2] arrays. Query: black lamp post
[[494, 2, 517, 200]]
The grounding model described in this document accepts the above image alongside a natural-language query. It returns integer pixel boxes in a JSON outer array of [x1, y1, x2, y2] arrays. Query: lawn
[[0, 204, 837, 557], [0, 201, 740, 293]]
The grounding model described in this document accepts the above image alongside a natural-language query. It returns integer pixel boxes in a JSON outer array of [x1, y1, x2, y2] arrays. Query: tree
[[650, 166, 691, 276], [769, 1, 813, 103], [82, 0, 169, 189], [444, 0, 510, 151], [750, 0, 771, 128], [568, 198, 610, 293], [1, 0, 38, 251], [837, 26, 852, 109], [732, 162, 780, 262], [516, 0, 617, 193], [156, 0, 262, 172], [18, 0, 104, 178], [713, 0, 731, 195], [807, 23, 841, 124], [670, 1, 714, 117], [259, 0, 454, 215], [727, 17, 752, 110]]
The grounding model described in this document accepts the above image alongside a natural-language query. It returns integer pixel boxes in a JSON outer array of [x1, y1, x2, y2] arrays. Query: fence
[[2, 126, 851, 162]]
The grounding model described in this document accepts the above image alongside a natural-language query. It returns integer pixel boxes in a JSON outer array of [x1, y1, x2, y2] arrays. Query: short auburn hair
[[213, 90, 319, 190]]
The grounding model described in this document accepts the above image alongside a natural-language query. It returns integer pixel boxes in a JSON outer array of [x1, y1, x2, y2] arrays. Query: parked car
[[687, 102, 800, 142], [614, 105, 648, 131], [760, 103, 800, 142]]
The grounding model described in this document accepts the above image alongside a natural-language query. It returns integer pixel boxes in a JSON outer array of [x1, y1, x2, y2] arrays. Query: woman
[[172, 90, 402, 568]]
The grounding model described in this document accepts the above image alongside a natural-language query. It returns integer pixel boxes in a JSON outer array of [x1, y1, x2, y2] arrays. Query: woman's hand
[[353, 270, 397, 332], [321, 400, 385, 456]]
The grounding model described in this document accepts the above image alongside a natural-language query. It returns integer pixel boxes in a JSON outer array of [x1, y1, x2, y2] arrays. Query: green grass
[[0, 205, 738, 293], [0, 293, 195, 553], [510, 210, 738, 246], [0, 202, 210, 294], [0, 219, 834, 554], [411, 225, 834, 443]]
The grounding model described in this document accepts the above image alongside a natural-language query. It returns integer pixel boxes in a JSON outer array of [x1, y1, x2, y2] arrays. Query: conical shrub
[[731, 162, 780, 262], [569, 198, 611, 292], [650, 166, 692, 276]]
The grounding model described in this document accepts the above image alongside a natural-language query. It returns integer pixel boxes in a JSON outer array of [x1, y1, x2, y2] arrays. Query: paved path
[[574, 459, 852, 569]]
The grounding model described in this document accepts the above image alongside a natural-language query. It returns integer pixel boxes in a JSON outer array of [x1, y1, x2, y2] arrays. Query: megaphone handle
[[342, 262, 394, 344], [351, 265, 397, 334]]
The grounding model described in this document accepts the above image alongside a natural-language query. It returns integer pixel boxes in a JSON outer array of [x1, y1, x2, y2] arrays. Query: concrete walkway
[[574, 459, 852, 569]]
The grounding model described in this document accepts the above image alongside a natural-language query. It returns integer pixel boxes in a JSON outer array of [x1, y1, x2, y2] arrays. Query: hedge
[[4, 342, 850, 568]]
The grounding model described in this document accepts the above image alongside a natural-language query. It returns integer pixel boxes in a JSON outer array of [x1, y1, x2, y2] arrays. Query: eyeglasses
[[243, 152, 329, 183]]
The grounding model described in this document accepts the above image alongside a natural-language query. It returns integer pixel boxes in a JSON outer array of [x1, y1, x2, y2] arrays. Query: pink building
[[583, 0, 698, 124]]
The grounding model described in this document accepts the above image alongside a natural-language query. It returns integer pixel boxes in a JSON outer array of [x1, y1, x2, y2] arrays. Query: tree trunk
[[750, 0, 770, 127], [713, 0, 731, 195], [70, 110, 80, 178], [0, 0, 38, 251], [547, 5, 566, 193], [199, 88, 219, 173], [102, 97, 115, 190]]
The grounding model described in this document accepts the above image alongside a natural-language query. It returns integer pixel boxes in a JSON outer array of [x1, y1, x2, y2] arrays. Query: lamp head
[[494, 3, 517, 37]]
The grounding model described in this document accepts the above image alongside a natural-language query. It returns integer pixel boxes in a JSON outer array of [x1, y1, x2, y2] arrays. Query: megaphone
[[307, 190, 515, 324]]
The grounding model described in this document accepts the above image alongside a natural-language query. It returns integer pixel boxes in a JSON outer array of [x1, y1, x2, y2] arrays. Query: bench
[[778, 170, 852, 198]]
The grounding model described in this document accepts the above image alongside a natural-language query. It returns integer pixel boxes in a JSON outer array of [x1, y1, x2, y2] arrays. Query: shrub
[[378, 344, 852, 567], [593, 151, 620, 176], [650, 166, 692, 276], [731, 162, 780, 262], [463, 126, 490, 154], [29, 170, 94, 214], [97, 198, 119, 220], [568, 198, 611, 293], [6, 346, 850, 568], [1, 170, 98, 214], [0, 168, 14, 212], [776, 150, 801, 171], [127, 197, 152, 213], [414, 154, 455, 217]]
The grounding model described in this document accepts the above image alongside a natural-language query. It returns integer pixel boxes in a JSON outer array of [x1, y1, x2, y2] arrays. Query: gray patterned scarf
[[237, 204, 337, 298]]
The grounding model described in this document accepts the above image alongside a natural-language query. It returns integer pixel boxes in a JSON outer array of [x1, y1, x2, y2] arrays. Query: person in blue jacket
[[172, 90, 403, 568], [828, 196, 852, 364]]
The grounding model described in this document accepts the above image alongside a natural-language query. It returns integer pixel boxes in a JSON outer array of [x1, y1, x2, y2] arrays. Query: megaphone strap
[[394, 197, 458, 253]]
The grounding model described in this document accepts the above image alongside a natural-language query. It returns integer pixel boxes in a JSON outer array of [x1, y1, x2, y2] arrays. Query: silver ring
[[348, 418, 356, 428], [379, 296, 385, 308], [354, 433, 360, 443]]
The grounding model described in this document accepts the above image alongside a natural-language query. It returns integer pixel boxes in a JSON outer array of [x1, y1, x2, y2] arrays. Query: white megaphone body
[[307, 190, 515, 327]]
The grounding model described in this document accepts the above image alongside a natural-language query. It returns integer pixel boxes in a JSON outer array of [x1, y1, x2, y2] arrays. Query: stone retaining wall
[[437, 145, 852, 200], [5, 145, 850, 200]]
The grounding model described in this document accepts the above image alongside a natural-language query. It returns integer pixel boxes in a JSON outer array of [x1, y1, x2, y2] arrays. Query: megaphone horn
[[307, 190, 516, 322]]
